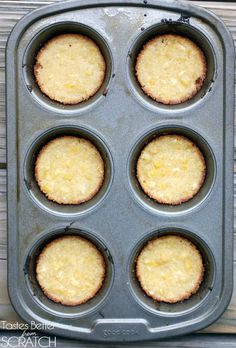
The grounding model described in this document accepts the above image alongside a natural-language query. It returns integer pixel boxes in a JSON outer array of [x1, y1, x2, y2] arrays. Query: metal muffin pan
[[6, 0, 234, 342]]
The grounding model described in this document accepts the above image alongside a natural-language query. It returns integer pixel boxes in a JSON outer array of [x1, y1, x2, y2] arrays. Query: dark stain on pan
[[98, 311, 105, 318], [27, 84, 33, 93], [177, 14, 190, 24], [103, 88, 109, 97], [64, 221, 76, 234], [24, 177, 32, 190]]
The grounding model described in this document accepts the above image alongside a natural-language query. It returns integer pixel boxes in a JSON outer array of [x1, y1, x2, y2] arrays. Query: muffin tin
[[6, 0, 234, 342]]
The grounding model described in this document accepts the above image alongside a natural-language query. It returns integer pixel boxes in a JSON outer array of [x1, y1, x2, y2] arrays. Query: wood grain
[[0, 0, 236, 338], [0, 332, 236, 348]]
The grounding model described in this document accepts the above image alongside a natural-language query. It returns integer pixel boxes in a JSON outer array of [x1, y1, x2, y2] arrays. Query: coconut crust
[[36, 235, 105, 306], [34, 33, 106, 105], [35, 136, 104, 205], [135, 34, 207, 105], [136, 134, 206, 205], [136, 235, 205, 303]]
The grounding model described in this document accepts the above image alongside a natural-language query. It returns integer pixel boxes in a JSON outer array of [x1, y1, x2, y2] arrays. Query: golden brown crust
[[34, 34, 106, 105], [35, 136, 104, 205], [136, 134, 206, 205], [36, 235, 105, 306], [135, 34, 207, 105], [136, 235, 205, 303]]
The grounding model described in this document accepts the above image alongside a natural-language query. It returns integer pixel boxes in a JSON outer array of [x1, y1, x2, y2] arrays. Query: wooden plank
[[0, 169, 6, 260], [0, 260, 23, 324], [0, 260, 8, 305], [0, 332, 236, 348]]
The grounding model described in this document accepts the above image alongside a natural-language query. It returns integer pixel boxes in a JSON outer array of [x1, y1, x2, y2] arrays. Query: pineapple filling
[[35, 136, 104, 204], [136, 34, 206, 104], [136, 235, 204, 302], [36, 235, 105, 305], [34, 34, 105, 104], [137, 134, 205, 204]]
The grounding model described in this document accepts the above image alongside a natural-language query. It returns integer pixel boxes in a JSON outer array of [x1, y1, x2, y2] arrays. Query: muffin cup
[[24, 227, 114, 318], [128, 125, 216, 215], [23, 125, 114, 217], [128, 228, 216, 316], [23, 22, 113, 114], [127, 21, 216, 112]]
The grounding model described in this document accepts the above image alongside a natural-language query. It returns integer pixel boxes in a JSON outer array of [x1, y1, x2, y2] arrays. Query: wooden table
[[0, 1, 235, 346]]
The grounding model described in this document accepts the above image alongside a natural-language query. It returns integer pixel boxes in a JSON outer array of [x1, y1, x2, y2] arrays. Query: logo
[[103, 328, 138, 338], [0, 321, 56, 348]]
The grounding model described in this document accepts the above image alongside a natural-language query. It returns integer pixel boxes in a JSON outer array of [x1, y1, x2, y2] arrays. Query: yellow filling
[[137, 135, 205, 204], [36, 236, 105, 305], [34, 34, 105, 104], [137, 235, 204, 302], [36, 136, 104, 204], [136, 34, 206, 104]]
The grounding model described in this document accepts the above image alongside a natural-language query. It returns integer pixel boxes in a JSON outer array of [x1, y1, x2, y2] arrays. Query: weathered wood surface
[[0, 332, 236, 348], [0, 0, 236, 342]]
